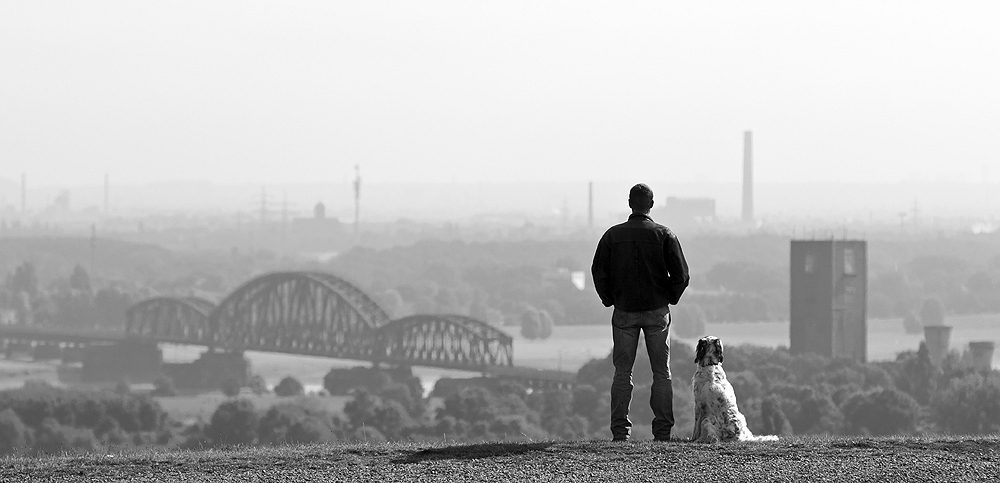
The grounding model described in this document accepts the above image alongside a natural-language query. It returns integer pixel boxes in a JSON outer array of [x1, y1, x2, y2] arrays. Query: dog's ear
[[695, 338, 706, 363], [715, 338, 724, 363]]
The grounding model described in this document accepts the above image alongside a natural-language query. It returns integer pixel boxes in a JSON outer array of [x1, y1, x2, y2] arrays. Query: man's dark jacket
[[591, 213, 690, 312]]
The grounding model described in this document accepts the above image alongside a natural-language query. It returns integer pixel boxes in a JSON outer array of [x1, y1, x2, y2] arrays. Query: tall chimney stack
[[588, 181, 593, 229], [742, 130, 753, 222], [353, 164, 361, 244]]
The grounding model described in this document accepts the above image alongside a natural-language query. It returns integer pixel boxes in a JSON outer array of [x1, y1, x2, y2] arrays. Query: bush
[[207, 399, 257, 446], [378, 382, 425, 418], [429, 385, 544, 442], [0, 409, 29, 455], [114, 380, 131, 395], [372, 400, 412, 439], [544, 415, 591, 440], [771, 385, 843, 435], [274, 377, 305, 397], [257, 404, 339, 445], [893, 343, 936, 405], [570, 384, 603, 431], [728, 371, 765, 403], [842, 388, 921, 436], [527, 389, 572, 431], [520, 307, 553, 340], [352, 425, 385, 443], [524, 388, 591, 440], [933, 373, 1000, 434], [151, 377, 177, 397], [343, 390, 379, 430], [248, 375, 269, 396], [0, 386, 166, 434], [220, 378, 241, 397], [343, 390, 416, 440], [760, 395, 793, 436], [32, 418, 97, 455], [96, 417, 129, 446]]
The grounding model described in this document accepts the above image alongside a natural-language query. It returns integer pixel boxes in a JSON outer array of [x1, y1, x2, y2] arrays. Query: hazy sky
[[2, 2, 998, 188]]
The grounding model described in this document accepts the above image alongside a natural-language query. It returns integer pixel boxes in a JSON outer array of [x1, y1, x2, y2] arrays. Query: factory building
[[790, 239, 868, 362]]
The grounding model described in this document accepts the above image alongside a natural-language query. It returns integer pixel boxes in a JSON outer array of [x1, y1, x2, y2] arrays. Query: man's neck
[[630, 210, 650, 217]]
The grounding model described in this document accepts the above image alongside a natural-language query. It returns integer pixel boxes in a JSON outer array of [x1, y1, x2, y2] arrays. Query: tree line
[[3, 234, 1000, 333], [0, 382, 172, 455], [204, 341, 1000, 442], [4, 338, 1000, 455]]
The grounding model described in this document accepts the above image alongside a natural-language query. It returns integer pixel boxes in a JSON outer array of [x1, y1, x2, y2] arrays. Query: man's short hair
[[628, 183, 654, 210]]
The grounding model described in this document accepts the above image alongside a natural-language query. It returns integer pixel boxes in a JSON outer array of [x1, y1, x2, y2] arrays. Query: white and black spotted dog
[[692, 336, 778, 443]]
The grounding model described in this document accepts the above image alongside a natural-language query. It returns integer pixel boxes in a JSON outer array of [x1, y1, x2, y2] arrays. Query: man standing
[[591, 183, 690, 441]]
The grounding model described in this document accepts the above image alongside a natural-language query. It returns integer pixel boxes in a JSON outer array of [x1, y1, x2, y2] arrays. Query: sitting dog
[[692, 336, 778, 442]]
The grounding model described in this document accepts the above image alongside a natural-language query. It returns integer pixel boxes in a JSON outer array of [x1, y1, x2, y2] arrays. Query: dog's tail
[[738, 431, 778, 442]]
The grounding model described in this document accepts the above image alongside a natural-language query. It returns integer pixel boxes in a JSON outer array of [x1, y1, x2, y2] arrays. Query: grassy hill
[[3, 436, 999, 482]]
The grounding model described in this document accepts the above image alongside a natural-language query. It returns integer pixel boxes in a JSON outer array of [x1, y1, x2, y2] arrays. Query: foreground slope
[[3, 437, 1000, 482]]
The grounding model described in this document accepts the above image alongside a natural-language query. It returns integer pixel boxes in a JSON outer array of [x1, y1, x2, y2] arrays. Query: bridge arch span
[[125, 296, 215, 344], [373, 315, 513, 369], [210, 271, 392, 358]]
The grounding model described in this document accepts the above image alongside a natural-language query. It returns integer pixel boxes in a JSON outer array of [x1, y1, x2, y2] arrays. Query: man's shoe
[[611, 436, 629, 442], [653, 434, 671, 442]]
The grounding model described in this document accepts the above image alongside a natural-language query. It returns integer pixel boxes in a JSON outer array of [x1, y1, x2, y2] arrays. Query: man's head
[[628, 183, 654, 214]]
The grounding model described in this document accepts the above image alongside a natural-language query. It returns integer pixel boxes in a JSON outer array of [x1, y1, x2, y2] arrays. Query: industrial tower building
[[789, 239, 868, 362]]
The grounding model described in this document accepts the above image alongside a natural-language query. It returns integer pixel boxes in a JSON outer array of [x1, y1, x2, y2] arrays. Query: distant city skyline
[[0, 178, 996, 223]]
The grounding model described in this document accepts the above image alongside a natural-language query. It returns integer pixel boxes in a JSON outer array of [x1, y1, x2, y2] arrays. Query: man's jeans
[[610, 305, 673, 440]]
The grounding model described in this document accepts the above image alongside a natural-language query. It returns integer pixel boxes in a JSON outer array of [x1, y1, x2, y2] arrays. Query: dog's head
[[695, 336, 724, 367]]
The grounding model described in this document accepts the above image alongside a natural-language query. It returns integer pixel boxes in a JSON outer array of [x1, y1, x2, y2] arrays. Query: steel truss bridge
[[123, 271, 515, 372]]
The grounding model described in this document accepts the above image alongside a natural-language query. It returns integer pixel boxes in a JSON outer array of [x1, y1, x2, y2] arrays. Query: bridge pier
[[81, 340, 163, 383], [61, 344, 85, 364], [3, 339, 32, 359], [32, 343, 62, 361], [324, 365, 416, 395], [0, 335, 91, 365], [163, 350, 251, 390]]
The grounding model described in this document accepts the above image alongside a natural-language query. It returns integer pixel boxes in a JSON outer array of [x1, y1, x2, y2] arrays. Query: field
[[0, 360, 61, 390], [3, 436, 999, 482]]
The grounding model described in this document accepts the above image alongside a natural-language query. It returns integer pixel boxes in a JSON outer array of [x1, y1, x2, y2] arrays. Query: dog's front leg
[[692, 403, 705, 441]]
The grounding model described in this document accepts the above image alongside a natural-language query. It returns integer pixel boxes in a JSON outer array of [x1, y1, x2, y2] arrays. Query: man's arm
[[591, 234, 614, 307], [663, 232, 690, 305]]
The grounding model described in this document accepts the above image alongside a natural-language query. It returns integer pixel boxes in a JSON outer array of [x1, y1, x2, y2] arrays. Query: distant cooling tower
[[742, 131, 753, 222]]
